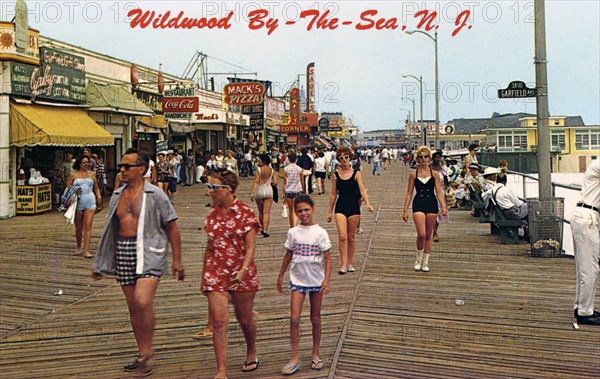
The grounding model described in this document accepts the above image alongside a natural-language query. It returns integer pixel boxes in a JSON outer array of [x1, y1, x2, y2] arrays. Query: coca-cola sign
[[161, 96, 199, 113]]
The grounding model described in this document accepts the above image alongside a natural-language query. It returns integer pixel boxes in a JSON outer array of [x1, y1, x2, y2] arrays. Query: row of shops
[[0, 7, 336, 219], [0, 19, 296, 219]]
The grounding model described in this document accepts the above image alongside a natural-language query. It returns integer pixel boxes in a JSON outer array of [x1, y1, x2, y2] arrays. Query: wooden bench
[[467, 185, 499, 235], [492, 204, 522, 244]]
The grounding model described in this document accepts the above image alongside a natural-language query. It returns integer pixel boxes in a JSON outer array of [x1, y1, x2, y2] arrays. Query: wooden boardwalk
[[1, 162, 598, 378]]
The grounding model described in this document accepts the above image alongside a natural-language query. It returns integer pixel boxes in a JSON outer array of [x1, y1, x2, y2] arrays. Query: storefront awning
[[316, 136, 332, 148], [266, 126, 280, 136], [136, 115, 168, 129], [10, 103, 114, 147], [86, 81, 154, 116]]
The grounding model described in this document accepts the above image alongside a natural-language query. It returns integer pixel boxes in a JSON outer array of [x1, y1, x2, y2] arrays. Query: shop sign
[[280, 124, 311, 133], [321, 126, 342, 132], [156, 140, 169, 154], [134, 90, 163, 114], [15, 0, 29, 49], [8, 47, 86, 103], [289, 87, 300, 126], [132, 64, 168, 92], [194, 112, 220, 121], [318, 117, 330, 129], [265, 97, 285, 120], [241, 104, 264, 131], [306, 62, 315, 112], [16, 183, 51, 214], [224, 82, 265, 106], [165, 87, 195, 97], [162, 96, 199, 113], [165, 112, 191, 120], [226, 111, 249, 126], [280, 114, 291, 125], [300, 112, 319, 126], [0, 22, 39, 65], [226, 125, 237, 139]]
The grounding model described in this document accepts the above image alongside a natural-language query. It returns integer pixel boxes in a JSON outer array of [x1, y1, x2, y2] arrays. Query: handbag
[[282, 203, 289, 218], [302, 169, 312, 176], [272, 183, 279, 203]]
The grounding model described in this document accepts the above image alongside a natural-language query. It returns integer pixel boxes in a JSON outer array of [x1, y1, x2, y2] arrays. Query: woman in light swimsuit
[[67, 155, 103, 258], [251, 154, 278, 238], [402, 146, 447, 272]]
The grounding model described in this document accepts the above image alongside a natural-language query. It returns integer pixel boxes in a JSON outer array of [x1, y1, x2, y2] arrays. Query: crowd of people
[[63, 141, 597, 378]]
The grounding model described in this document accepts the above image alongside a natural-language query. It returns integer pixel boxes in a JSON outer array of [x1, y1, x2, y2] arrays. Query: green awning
[[86, 82, 154, 116]]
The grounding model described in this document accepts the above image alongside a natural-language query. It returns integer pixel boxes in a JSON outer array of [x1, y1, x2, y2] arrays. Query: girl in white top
[[282, 150, 303, 228], [314, 152, 327, 195], [277, 194, 331, 375]]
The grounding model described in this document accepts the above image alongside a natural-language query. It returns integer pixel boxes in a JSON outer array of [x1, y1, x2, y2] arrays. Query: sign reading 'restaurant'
[[223, 82, 265, 106]]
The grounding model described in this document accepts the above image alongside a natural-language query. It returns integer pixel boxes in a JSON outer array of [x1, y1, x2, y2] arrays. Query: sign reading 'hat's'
[[498, 81, 537, 98]]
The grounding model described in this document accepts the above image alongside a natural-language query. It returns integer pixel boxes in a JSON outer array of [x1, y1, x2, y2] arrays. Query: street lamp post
[[405, 29, 439, 149], [401, 97, 416, 126], [403, 74, 425, 147], [399, 108, 411, 131]]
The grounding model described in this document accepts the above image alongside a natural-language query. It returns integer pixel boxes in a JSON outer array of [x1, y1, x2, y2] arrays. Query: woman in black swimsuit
[[402, 146, 447, 272], [328, 147, 374, 274]]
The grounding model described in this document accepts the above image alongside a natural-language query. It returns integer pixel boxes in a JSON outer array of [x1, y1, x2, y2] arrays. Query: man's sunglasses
[[117, 163, 144, 170], [204, 183, 230, 191]]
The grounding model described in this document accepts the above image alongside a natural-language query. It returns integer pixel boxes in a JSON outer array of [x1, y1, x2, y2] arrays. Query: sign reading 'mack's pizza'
[[223, 82, 265, 106]]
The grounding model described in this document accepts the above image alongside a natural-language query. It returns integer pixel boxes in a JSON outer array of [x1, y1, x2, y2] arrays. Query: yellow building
[[484, 116, 598, 172]]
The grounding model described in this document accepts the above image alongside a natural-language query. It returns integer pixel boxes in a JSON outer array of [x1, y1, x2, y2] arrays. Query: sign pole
[[535, 0, 552, 199]]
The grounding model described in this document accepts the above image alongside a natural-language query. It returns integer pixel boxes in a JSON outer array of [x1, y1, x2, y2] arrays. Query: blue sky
[[5, 0, 599, 130]]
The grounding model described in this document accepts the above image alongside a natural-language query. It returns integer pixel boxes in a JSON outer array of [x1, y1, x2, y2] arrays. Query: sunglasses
[[117, 163, 144, 170], [338, 155, 351, 160], [205, 183, 230, 191], [417, 155, 430, 160]]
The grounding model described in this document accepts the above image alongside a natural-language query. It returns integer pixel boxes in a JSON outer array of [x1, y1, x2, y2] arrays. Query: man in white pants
[[572, 158, 600, 326]]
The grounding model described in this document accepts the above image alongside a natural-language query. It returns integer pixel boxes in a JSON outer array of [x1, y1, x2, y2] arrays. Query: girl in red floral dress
[[201, 170, 261, 379]]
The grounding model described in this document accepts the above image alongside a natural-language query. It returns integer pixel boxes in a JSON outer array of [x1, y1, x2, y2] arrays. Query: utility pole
[[403, 75, 425, 147], [535, 0, 552, 198]]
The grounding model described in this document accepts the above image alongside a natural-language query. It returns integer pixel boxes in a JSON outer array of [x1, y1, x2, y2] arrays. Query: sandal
[[84, 252, 95, 259], [311, 359, 323, 370], [281, 362, 300, 376], [192, 328, 213, 339], [241, 358, 259, 372]]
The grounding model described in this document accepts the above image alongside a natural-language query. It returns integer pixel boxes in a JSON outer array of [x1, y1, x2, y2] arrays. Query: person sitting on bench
[[487, 173, 528, 221]]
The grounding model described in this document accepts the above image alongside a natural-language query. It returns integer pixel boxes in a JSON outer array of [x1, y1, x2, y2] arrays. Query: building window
[[513, 135, 527, 149], [497, 131, 527, 152], [551, 133, 566, 151], [498, 135, 512, 148], [575, 129, 600, 150]]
